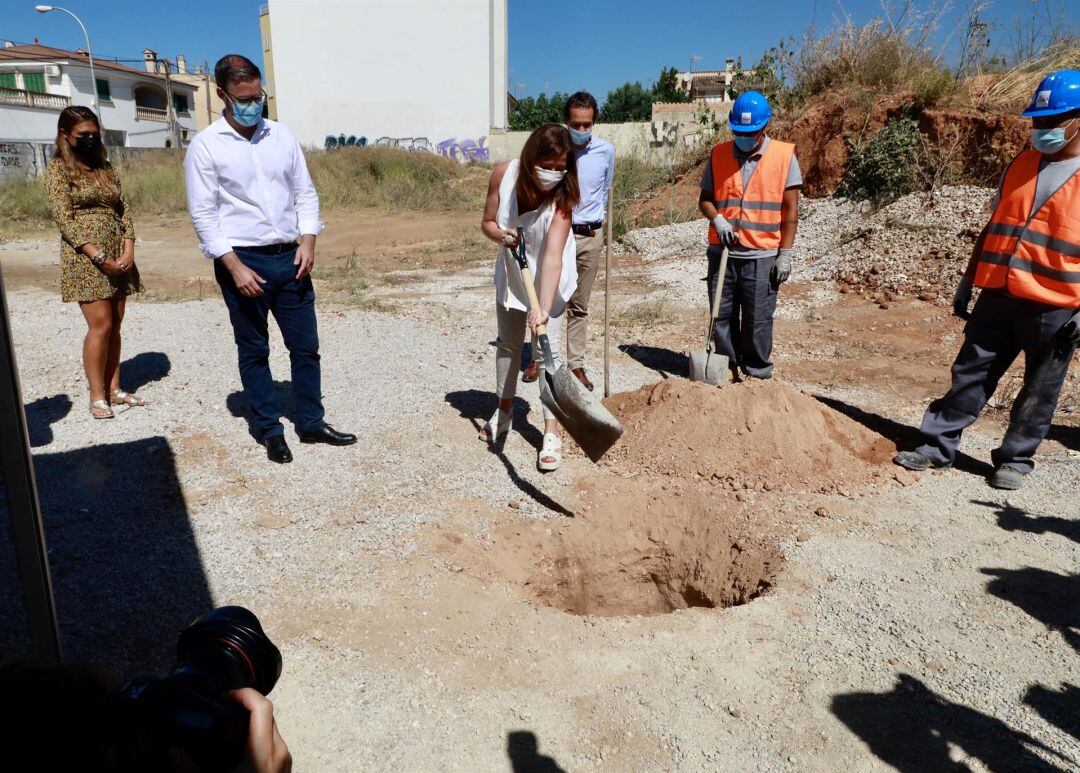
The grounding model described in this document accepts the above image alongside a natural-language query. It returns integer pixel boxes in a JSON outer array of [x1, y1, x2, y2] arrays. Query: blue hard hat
[[1021, 69, 1080, 117], [729, 90, 772, 133]]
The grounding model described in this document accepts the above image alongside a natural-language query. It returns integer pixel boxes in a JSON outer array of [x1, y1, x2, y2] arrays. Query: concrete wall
[[488, 119, 721, 166], [0, 143, 181, 183], [266, 0, 507, 155]]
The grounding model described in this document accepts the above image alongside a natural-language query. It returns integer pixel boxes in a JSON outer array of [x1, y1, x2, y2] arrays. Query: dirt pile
[[603, 379, 896, 494], [467, 481, 783, 618]]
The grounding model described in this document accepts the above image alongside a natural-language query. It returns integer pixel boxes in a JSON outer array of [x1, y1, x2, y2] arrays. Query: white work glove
[[953, 276, 974, 320], [711, 215, 737, 247], [772, 248, 793, 286]]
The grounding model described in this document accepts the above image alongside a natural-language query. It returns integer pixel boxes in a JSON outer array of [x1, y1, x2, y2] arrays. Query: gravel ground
[[1, 235, 1078, 770]]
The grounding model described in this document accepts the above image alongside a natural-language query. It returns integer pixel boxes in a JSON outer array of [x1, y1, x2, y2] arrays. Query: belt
[[235, 242, 297, 255], [572, 222, 603, 237]]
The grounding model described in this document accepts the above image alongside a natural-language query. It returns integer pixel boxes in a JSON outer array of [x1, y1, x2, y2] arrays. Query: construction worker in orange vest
[[895, 70, 1080, 490], [698, 90, 802, 382]]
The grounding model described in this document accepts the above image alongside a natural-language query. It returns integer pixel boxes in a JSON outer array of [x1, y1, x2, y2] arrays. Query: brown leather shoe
[[572, 367, 594, 391], [522, 361, 540, 383]]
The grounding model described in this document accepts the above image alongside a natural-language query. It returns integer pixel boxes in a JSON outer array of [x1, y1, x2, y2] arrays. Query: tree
[[508, 91, 571, 131], [652, 66, 689, 104], [600, 81, 653, 123]]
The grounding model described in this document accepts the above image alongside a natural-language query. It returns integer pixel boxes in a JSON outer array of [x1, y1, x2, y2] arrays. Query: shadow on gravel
[[120, 351, 171, 394], [23, 393, 72, 447], [507, 730, 566, 773], [445, 389, 574, 518], [0, 437, 212, 675], [832, 673, 1068, 772], [813, 396, 994, 478], [1025, 683, 1080, 742], [227, 382, 295, 442], [981, 567, 1080, 653], [1046, 423, 1079, 452], [977, 499, 1080, 545], [618, 343, 687, 380]]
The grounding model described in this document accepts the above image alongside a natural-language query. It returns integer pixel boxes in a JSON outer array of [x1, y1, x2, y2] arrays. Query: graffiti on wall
[[324, 133, 488, 162]]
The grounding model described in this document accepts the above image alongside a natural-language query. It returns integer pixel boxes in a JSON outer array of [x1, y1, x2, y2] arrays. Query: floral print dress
[[44, 159, 143, 303]]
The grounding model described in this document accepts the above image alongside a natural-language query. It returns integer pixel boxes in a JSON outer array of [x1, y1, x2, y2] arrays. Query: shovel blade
[[688, 349, 729, 385], [539, 366, 624, 462]]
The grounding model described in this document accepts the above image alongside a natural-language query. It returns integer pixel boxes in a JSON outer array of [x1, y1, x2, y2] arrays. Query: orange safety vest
[[708, 138, 795, 250], [974, 149, 1080, 309]]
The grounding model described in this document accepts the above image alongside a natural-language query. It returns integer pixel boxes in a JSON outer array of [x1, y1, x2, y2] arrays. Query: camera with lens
[[110, 606, 282, 772]]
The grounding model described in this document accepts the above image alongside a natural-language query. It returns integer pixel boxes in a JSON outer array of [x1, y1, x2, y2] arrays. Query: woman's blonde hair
[[52, 106, 117, 189], [516, 123, 580, 215]]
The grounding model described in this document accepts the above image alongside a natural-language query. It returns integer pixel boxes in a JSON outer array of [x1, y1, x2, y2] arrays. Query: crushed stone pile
[[603, 379, 896, 494], [620, 185, 994, 307]]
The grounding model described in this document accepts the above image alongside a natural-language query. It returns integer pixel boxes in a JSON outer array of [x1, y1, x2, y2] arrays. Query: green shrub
[[837, 117, 923, 202], [0, 179, 51, 228]]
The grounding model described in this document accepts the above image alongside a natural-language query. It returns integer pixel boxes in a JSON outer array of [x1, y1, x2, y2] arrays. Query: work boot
[[989, 467, 1025, 490], [893, 450, 952, 472], [522, 361, 540, 383], [572, 367, 594, 391]]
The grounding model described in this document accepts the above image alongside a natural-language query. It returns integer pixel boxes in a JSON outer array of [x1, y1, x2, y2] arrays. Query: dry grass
[[975, 41, 1080, 114]]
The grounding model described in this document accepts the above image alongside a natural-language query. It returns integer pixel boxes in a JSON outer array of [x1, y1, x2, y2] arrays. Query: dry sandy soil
[[1, 210, 1078, 772]]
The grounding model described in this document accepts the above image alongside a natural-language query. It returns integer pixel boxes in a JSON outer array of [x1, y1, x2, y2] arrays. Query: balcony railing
[[135, 105, 168, 122], [0, 87, 70, 111]]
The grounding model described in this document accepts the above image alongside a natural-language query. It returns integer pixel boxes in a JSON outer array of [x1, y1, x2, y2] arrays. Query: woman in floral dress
[[45, 106, 145, 418]]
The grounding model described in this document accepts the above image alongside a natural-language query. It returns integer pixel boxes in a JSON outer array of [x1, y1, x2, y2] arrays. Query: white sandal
[[89, 399, 114, 419], [538, 432, 562, 472], [479, 408, 511, 442]]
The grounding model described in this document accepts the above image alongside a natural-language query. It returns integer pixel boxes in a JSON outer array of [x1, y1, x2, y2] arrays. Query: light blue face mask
[[733, 134, 760, 153], [568, 126, 592, 146], [1031, 125, 1073, 154], [229, 96, 264, 127]]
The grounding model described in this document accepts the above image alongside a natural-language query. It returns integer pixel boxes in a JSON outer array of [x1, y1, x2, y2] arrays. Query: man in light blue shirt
[[523, 91, 615, 391]]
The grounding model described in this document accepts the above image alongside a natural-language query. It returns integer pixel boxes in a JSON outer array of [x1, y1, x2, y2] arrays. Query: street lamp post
[[35, 5, 99, 116]]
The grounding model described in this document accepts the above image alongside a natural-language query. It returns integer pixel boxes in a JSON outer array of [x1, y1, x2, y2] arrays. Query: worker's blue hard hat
[[1022, 69, 1080, 118], [729, 90, 772, 133]]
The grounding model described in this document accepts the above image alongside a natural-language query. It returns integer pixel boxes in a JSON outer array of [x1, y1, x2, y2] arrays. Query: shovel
[[510, 226, 624, 462], [688, 245, 731, 385]]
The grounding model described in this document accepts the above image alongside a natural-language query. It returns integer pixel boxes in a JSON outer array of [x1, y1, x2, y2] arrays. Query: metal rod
[[604, 188, 613, 398], [0, 265, 61, 662]]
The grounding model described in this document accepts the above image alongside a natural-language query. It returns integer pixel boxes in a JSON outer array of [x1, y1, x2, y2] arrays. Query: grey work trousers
[[496, 303, 564, 422], [707, 245, 779, 378], [916, 290, 1077, 474]]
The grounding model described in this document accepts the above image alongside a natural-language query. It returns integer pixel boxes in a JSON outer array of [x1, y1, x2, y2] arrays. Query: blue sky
[[2, 0, 1075, 100]]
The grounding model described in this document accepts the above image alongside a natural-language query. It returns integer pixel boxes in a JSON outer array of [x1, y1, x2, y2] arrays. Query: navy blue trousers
[[916, 290, 1076, 474], [215, 246, 324, 439], [707, 246, 779, 378]]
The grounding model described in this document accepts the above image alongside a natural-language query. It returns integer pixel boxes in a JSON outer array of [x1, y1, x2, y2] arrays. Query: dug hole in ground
[[0, 190, 1077, 770]]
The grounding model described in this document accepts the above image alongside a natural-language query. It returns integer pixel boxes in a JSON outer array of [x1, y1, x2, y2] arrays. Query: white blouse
[[492, 159, 577, 315]]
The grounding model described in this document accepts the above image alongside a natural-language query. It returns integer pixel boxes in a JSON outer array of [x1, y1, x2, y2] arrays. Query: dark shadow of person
[[226, 381, 295, 442], [982, 567, 1080, 652], [120, 351, 171, 394], [0, 436, 214, 676], [974, 499, 1080, 545], [23, 394, 72, 447], [1025, 682, 1080, 742], [1046, 423, 1079, 452], [831, 673, 1067, 772], [813, 395, 994, 477], [618, 343, 687, 380], [507, 730, 566, 773], [444, 390, 574, 517]]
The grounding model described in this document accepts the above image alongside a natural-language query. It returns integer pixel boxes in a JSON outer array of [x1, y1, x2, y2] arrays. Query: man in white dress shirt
[[184, 54, 355, 463]]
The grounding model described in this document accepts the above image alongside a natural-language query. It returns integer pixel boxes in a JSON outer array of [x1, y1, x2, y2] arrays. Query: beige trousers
[[536, 232, 602, 370]]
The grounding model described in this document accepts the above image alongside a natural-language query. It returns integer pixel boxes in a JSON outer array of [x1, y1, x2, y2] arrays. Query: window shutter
[[96, 79, 111, 101], [0, 73, 15, 90], [23, 72, 46, 93]]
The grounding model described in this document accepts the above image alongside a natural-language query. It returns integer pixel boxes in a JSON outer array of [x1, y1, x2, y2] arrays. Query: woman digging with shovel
[[479, 123, 580, 471]]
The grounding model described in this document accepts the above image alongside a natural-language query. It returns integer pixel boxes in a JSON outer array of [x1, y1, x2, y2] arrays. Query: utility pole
[[203, 59, 212, 124], [157, 56, 182, 148]]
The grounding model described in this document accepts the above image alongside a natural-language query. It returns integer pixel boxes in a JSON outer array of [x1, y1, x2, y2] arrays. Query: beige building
[[141, 49, 225, 132], [259, 4, 278, 120]]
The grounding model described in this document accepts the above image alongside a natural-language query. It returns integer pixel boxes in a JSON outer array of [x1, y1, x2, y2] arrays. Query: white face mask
[[534, 166, 565, 191]]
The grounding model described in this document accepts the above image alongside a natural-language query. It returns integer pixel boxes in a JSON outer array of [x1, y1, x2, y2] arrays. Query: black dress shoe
[[265, 435, 293, 464], [297, 423, 357, 446]]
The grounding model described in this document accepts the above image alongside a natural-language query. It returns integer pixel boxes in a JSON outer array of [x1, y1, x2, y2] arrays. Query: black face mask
[[74, 134, 102, 155]]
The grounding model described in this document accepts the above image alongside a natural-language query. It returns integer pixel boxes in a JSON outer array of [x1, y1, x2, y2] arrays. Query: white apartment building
[[0, 43, 198, 148], [261, 0, 508, 156]]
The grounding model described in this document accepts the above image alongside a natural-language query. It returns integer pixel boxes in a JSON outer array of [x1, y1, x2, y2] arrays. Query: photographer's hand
[[230, 688, 292, 773]]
